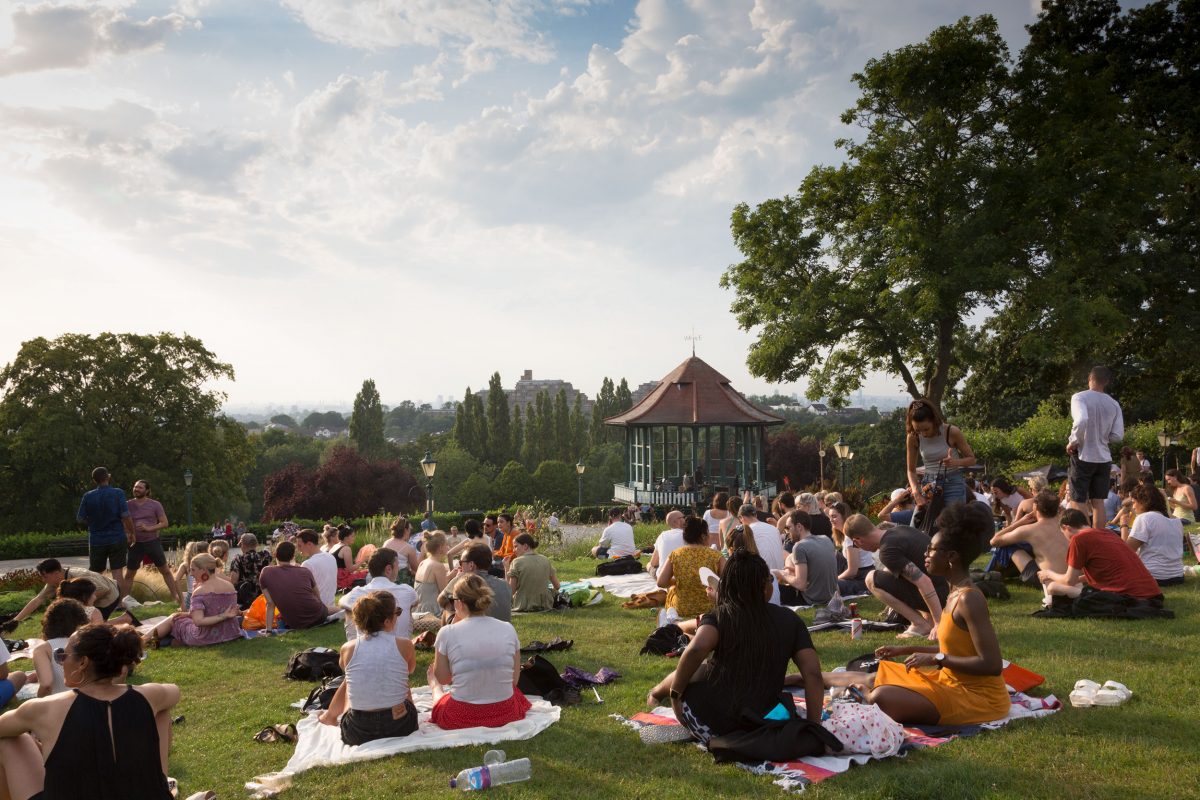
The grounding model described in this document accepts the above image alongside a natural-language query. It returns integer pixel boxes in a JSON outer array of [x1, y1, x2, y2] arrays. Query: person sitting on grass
[[507, 535, 560, 613], [1038, 509, 1167, 608], [174, 541, 209, 611], [141, 554, 241, 649], [657, 518, 724, 619], [647, 511, 686, 579], [592, 507, 638, 559], [228, 533, 273, 609], [8, 560, 136, 629], [0, 623, 180, 800], [773, 510, 837, 607], [494, 514, 521, 562], [438, 544, 512, 624], [31, 599, 90, 697], [318, 591, 417, 746], [989, 490, 1069, 591], [845, 515, 947, 640], [54, 578, 106, 626], [259, 541, 337, 632], [382, 516, 421, 585], [1122, 484, 1184, 586], [427, 575, 530, 730], [821, 502, 1010, 726], [296, 529, 338, 606], [446, 519, 489, 563], [646, 550, 824, 743], [339, 548, 419, 641], [414, 533, 455, 617], [829, 502, 874, 596]]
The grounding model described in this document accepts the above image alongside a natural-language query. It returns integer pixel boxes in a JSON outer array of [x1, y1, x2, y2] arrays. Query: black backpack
[[596, 556, 643, 576], [640, 624, 689, 656], [516, 654, 579, 706], [284, 647, 342, 681], [303, 674, 345, 711]]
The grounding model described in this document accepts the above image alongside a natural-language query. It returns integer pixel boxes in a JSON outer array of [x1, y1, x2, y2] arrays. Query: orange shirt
[[495, 531, 517, 559]]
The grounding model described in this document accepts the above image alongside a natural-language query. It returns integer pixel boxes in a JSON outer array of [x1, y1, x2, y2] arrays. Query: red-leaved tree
[[262, 446, 424, 521], [764, 431, 822, 491]]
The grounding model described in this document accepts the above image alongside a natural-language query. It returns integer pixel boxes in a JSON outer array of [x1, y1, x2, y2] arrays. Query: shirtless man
[[989, 491, 1068, 590]]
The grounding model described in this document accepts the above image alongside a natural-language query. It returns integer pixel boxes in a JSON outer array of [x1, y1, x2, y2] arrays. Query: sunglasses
[[53, 647, 69, 665]]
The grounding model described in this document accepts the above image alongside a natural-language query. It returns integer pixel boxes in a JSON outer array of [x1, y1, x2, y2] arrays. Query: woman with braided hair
[[646, 550, 824, 742]]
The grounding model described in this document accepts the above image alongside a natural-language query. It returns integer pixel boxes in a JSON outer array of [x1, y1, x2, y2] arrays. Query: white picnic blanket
[[280, 686, 560, 775], [585, 573, 659, 597], [3, 638, 44, 663]]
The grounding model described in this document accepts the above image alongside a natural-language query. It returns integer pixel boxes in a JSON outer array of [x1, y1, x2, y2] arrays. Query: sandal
[[272, 723, 298, 743], [413, 630, 436, 651], [1069, 679, 1100, 708], [1092, 680, 1132, 706], [253, 726, 280, 743]]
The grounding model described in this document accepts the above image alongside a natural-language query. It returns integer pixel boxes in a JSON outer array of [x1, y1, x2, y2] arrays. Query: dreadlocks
[[708, 549, 772, 712]]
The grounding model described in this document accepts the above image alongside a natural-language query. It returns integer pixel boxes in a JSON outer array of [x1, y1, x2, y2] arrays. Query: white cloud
[[0, 2, 196, 76]]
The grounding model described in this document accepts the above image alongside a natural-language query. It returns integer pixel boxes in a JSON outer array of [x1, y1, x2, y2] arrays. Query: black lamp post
[[818, 446, 826, 489], [1157, 429, 1171, 482], [420, 451, 437, 517], [183, 468, 193, 526], [575, 460, 586, 507], [834, 435, 853, 489]]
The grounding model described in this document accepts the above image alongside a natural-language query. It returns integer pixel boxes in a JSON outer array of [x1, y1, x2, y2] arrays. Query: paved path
[[0, 556, 89, 577]]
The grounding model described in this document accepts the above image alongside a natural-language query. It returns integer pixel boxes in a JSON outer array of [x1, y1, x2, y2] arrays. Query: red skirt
[[430, 690, 532, 730]]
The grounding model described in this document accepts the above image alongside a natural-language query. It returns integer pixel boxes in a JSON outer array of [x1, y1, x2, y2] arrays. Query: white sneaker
[[121, 595, 142, 610], [1069, 679, 1100, 708]]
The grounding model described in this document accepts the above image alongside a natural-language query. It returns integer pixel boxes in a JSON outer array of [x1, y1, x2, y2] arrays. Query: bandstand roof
[[605, 356, 785, 427]]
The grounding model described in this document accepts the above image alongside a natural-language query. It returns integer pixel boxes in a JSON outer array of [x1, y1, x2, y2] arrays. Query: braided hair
[[707, 549, 772, 712]]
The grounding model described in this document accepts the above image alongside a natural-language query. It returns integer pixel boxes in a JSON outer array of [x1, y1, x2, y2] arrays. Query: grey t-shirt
[[790, 536, 838, 605], [440, 572, 513, 623]]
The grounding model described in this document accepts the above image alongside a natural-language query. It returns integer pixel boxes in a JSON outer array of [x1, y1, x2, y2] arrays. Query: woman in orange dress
[[825, 502, 1010, 726]]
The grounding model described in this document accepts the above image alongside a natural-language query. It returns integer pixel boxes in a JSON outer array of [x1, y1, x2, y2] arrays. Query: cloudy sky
[[0, 0, 1043, 410]]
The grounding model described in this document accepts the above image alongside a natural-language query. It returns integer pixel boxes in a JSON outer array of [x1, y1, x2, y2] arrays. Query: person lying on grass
[[319, 591, 417, 746], [141, 554, 242, 649], [818, 502, 1010, 727], [0, 623, 180, 800], [9, 560, 138, 629], [647, 550, 824, 743]]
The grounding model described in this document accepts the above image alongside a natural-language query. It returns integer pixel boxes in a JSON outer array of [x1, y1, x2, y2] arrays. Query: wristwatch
[[934, 652, 945, 667]]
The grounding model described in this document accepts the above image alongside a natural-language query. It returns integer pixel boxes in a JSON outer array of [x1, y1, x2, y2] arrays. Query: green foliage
[[532, 460, 578, 509], [0, 332, 251, 532], [302, 410, 346, 431], [383, 402, 451, 443], [348, 379, 387, 459], [429, 441, 487, 513], [485, 372, 511, 465], [455, 472, 494, 510], [243, 428, 328, 520], [492, 460, 534, 505], [269, 414, 297, 428]]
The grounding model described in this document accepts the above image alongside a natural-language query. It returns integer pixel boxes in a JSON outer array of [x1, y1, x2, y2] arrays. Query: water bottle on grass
[[450, 751, 532, 790]]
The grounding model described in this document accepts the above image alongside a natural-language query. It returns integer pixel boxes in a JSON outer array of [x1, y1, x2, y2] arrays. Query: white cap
[[698, 566, 720, 591], [890, 488, 908, 501]]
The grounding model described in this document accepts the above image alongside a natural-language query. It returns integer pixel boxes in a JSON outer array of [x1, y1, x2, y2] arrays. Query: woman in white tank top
[[318, 591, 417, 745], [32, 598, 91, 696]]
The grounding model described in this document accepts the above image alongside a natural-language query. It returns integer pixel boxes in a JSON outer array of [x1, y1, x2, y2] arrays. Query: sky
[[0, 0, 1045, 411]]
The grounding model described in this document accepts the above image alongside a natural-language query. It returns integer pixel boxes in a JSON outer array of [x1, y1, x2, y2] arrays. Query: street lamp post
[[833, 435, 851, 489], [183, 468, 193, 526], [420, 451, 437, 518], [576, 460, 586, 507], [818, 447, 826, 490], [1157, 429, 1171, 483]]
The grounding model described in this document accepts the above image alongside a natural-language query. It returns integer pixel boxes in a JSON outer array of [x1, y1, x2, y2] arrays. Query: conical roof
[[605, 356, 785, 426]]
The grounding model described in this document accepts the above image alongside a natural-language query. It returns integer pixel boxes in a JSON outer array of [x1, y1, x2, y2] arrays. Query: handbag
[[912, 425, 952, 534]]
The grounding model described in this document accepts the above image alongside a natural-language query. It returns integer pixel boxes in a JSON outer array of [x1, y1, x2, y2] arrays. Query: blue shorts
[[0, 678, 16, 708]]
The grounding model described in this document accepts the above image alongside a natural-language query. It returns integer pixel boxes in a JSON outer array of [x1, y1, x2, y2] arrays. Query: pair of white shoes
[[1069, 679, 1132, 707]]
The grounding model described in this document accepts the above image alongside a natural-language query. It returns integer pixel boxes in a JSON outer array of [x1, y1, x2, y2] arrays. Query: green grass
[[4, 560, 1198, 800]]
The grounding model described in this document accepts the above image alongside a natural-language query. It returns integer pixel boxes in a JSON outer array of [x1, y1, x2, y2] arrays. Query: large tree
[[721, 16, 1024, 409], [349, 379, 387, 459], [0, 333, 252, 530], [485, 372, 511, 466]]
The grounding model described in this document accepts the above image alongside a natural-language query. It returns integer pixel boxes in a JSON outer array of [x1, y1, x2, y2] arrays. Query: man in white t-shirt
[[338, 548, 418, 640], [593, 507, 637, 558], [647, 510, 686, 579], [739, 504, 786, 572], [296, 529, 338, 606], [1066, 366, 1125, 529]]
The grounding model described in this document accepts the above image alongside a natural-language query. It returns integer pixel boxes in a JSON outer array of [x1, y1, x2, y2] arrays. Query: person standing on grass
[[125, 479, 183, 606], [1066, 366, 1125, 529], [75, 467, 135, 602]]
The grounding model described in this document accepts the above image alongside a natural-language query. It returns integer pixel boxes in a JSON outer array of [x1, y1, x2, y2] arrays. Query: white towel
[[585, 574, 660, 597]]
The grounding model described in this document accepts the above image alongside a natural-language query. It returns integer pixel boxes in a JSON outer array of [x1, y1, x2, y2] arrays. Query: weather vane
[[684, 327, 701, 356]]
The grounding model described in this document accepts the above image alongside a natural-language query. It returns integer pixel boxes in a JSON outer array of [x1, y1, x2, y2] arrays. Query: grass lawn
[[4, 556, 1198, 800]]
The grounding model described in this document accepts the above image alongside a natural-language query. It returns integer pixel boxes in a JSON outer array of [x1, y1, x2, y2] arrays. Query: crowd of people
[[0, 363, 1192, 798]]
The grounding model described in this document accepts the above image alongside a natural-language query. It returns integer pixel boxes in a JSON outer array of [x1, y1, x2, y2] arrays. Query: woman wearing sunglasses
[[0, 623, 180, 799], [30, 599, 89, 697]]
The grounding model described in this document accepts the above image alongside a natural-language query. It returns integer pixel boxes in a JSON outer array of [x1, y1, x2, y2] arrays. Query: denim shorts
[[339, 699, 418, 746]]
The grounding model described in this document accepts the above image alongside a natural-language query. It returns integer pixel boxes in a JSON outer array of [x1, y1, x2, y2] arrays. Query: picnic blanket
[[280, 686, 560, 775], [3, 638, 42, 663], [584, 573, 660, 598], [134, 614, 344, 640], [613, 690, 1060, 792]]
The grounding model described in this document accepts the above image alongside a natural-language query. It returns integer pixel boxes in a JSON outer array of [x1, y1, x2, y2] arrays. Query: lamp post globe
[[183, 468, 194, 526], [420, 451, 437, 518], [575, 460, 586, 508]]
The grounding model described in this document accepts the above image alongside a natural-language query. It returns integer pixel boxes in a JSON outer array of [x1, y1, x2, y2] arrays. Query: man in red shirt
[[1038, 509, 1162, 602]]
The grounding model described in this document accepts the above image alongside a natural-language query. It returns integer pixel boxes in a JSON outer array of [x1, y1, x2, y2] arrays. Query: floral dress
[[666, 546, 721, 618], [171, 591, 241, 646]]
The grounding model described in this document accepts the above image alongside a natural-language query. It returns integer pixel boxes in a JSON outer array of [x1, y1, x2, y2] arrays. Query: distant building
[[478, 369, 594, 415], [807, 403, 829, 415], [313, 428, 337, 439], [629, 381, 658, 407]]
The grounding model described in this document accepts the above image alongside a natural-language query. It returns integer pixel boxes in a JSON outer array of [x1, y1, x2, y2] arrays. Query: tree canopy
[[0, 333, 251, 530], [349, 379, 387, 458]]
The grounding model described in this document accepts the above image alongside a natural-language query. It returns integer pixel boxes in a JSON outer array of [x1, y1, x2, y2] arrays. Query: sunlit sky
[[0, 0, 1043, 410]]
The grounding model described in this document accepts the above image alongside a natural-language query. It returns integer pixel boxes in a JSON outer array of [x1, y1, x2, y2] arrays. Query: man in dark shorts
[[1066, 366, 1124, 529], [846, 515, 948, 639], [126, 479, 183, 605], [76, 466, 135, 600]]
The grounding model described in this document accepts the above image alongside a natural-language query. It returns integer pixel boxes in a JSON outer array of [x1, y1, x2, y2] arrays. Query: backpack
[[596, 556, 643, 576], [302, 674, 344, 711], [639, 624, 689, 657], [284, 647, 342, 681], [516, 654, 580, 706]]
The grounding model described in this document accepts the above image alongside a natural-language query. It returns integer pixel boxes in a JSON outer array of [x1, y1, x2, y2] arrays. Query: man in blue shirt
[[76, 466, 136, 600]]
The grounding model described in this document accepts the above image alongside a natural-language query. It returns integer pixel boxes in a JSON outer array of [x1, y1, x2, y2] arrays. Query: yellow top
[[664, 545, 721, 618], [1171, 487, 1195, 523], [875, 588, 1011, 726]]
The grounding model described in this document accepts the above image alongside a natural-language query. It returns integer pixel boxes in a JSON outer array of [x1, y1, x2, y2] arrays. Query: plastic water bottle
[[849, 602, 862, 640], [450, 751, 532, 790]]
